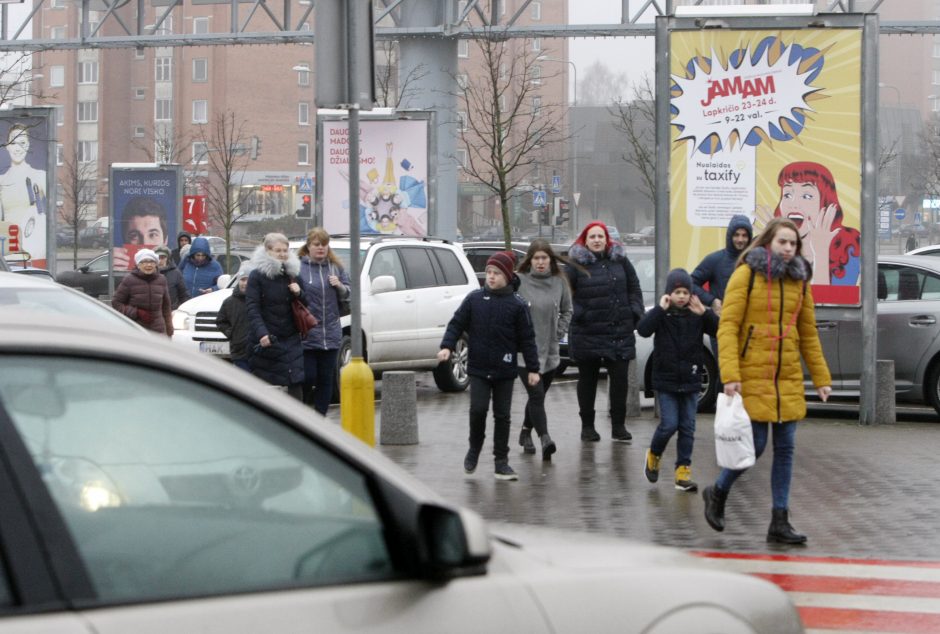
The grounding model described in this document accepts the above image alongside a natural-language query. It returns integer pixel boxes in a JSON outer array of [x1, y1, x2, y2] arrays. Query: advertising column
[[669, 29, 862, 305], [109, 164, 181, 277]]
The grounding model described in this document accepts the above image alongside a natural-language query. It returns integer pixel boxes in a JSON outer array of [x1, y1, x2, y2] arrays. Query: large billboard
[[0, 109, 55, 268], [669, 29, 862, 305], [109, 164, 181, 272], [319, 115, 430, 236]]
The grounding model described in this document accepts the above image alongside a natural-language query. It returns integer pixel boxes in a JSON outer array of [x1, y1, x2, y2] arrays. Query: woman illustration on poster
[[757, 161, 860, 288], [0, 124, 47, 259]]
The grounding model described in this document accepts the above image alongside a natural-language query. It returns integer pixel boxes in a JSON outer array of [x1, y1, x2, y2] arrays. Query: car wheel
[[697, 347, 719, 413], [331, 334, 354, 404], [433, 335, 469, 392], [925, 360, 940, 416]]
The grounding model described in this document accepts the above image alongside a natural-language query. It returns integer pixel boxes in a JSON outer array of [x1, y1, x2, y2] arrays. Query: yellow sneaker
[[675, 465, 698, 492], [644, 449, 661, 483]]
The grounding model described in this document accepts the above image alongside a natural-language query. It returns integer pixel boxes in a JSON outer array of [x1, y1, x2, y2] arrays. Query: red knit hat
[[575, 221, 611, 249], [486, 250, 516, 281]]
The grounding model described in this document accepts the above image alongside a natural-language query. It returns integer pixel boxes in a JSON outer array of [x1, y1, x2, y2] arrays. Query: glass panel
[[0, 358, 394, 603], [368, 247, 405, 289], [399, 247, 437, 289], [433, 249, 468, 286]]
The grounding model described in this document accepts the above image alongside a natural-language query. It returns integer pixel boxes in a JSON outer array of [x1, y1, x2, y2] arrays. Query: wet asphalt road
[[342, 372, 940, 562]]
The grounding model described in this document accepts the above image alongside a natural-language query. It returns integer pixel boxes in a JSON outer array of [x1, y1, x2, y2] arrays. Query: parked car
[[55, 251, 127, 298], [172, 235, 479, 396], [0, 272, 145, 332], [624, 225, 655, 246], [3, 252, 55, 281], [812, 254, 940, 415], [606, 226, 622, 243], [461, 241, 535, 286], [906, 243, 940, 257], [0, 317, 803, 634], [56, 226, 76, 247], [78, 219, 109, 248]]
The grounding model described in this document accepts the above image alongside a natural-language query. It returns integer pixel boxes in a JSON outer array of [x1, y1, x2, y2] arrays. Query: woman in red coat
[[112, 248, 173, 336]]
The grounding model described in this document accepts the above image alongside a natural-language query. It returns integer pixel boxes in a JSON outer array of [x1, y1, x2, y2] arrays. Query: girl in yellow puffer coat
[[702, 218, 832, 545]]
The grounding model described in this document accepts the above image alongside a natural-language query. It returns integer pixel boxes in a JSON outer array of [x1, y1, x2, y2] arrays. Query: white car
[[172, 235, 478, 394], [0, 318, 803, 633]]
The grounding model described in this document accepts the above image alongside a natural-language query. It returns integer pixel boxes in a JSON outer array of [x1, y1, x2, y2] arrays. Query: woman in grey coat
[[516, 239, 573, 460]]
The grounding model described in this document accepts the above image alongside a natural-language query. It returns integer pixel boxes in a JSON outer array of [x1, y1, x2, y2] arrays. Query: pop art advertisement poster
[[670, 29, 862, 305], [111, 167, 179, 271], [321, 119, 429, 236], [0, 115, 53, 266]]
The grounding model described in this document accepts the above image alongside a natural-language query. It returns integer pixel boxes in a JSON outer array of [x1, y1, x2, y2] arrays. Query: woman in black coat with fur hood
[[246, 233, 307, 400]]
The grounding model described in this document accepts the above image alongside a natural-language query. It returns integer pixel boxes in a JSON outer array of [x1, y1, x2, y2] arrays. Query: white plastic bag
[[714, 393, 755, 470]]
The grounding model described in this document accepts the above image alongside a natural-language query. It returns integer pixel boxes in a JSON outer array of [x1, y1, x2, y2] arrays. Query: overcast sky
[[568, 1, 656, 91]]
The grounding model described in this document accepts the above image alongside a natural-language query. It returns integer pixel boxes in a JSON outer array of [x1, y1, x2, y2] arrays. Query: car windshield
[[0, 289, 140, 331], [625, 250, 655, 306]]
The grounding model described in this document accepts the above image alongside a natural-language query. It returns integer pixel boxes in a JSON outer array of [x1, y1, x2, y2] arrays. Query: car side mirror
[[371, 275, 397, 294], [416, 504, 491, 581], [79, 266, 90, 273]]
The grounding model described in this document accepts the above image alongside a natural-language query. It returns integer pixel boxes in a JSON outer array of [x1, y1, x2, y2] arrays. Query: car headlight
[[172, 310, 193, 331]]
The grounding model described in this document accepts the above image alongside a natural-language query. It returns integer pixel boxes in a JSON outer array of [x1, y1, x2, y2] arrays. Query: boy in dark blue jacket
[[636, 269, 718, 492], [438, 251, 540, 481]]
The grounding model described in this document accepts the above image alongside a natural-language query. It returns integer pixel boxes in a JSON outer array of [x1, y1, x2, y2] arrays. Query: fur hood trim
[[250, 244, 301, 279], [568, 241, 627, 266], [744, 246, 809, 281]]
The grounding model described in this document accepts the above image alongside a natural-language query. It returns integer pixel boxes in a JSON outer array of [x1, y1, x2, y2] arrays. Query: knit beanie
[[486, 250, 516, 281], [665, 268, 692, 294], [135, 248, 158, 265], [154, 245, 171, 259]]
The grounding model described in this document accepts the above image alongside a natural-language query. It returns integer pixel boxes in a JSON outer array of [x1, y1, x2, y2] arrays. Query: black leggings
[[576, 358, 629, 427], [518, 368, 556, 436]]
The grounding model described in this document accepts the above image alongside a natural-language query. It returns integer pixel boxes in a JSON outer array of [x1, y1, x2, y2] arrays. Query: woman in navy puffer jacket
[[297, 228, 351, 414], [566, 221, 645, 444]]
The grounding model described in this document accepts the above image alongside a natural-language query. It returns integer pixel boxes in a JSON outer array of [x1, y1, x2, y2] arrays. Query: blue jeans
[[715, 421, 797, 510], [651, 391, 697, 467]]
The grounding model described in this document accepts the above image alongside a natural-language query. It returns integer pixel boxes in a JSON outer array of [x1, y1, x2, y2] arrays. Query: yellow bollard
[[340, 356, 375, 446]]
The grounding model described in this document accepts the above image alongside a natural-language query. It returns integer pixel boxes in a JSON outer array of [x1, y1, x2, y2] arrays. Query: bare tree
[[579, 61, 630, 107], [58, 145, 98, 269], [374, 40, 428, 109], [456, 34, 569, 247], [130, 125, 193, 165], [916, 115, 940, 201], [194, 111, 253, 267], [610, 74, 656, 204]]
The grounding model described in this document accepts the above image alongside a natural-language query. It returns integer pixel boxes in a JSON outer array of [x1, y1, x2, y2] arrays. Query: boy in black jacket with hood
[[216, 273, 252, 372], [637, 268, 718, 493], [438, 251, 540, 481]]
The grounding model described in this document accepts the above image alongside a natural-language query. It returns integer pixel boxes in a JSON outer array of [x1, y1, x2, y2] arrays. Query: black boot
[[580, 411, 600, 442], [540, 433, 557, 460], [702, 486, 728, 532], [519, 427, 536, 454], [767, 508, 807, 544]]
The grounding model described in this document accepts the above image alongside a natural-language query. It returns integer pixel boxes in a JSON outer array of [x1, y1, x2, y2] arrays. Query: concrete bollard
[[626, 357, 641, 418], [874, 359, 896, 425], [379, 371, 418, 445]]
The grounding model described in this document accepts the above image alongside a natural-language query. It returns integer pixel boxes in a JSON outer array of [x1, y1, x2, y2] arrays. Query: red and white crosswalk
[[694, 551, 940, 634]]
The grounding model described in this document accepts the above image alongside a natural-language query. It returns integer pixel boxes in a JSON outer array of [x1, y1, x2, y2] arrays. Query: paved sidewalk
[[370, 374, 940, 561]]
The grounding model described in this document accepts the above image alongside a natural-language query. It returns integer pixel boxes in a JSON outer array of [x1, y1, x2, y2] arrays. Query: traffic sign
[[298, 175, 314, 194], [895, 208, 906, 221], [915, 211, 922, 225], [533, 190, 547, 206], [551, 175, 561, 194]]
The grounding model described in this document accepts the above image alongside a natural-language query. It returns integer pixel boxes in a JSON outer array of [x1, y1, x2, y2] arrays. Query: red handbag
[[290, 279, 318, 336]]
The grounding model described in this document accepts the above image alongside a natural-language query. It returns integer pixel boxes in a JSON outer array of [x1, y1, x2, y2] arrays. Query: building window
[[456, 73, 468, 90], [531, 1, 541, 20], [56, 144, 63, 166], [532, 95, 542, 116], [296, 63, 310, 86], [192, 142, 208, 163], [457, 111, 467, 132], [298, 143, 309, 164], [499, 94, 507, 111], [51, 0, 66, 8], [52, 105, 64, 126], [155, 99, 172, 121], [531, 65, 541, 84], [134, 126, 146, 137], [155, 57, 171, 82], [134, 88, 146, 99], [458, 40, 469, 58], [82, 19, 101, 37], [135, 48, 145, 60], [50, 65, 65, 87], [192, 100, 208, 123], [77, 101, 98, 123], [455, 148, 467, 168], [78, 141, 98, 163], [298, 102, 310, 125], [497, 0, 505, 16], [78, 61, 98, 84], [51, 26, 66, 39], [934, 41, 940, 59], [192, 58, 208, 82], [155, 16, 173, 35], [532, 38, 541, 52], [193, 17, 209, 34]]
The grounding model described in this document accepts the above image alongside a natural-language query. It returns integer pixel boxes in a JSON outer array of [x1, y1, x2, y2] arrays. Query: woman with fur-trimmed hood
[[702, 217, 831, 546], [245, 233, 308, 400]]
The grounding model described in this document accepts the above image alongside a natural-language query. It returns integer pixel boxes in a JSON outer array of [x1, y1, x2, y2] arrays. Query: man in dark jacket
[[171, 232, 191, 265], [217, 273, 251, 371], [155, 245, 190, 309], [691, 214, 753, 318]]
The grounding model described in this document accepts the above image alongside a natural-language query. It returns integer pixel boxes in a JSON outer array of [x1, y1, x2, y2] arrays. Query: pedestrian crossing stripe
[[693, 551, 940, 634]]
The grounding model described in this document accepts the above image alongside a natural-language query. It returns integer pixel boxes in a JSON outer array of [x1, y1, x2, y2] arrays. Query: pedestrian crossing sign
[[298, 176, 314, 194]]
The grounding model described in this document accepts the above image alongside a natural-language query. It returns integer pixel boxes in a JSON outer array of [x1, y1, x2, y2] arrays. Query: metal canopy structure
[[0, 0, 933, 52]]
